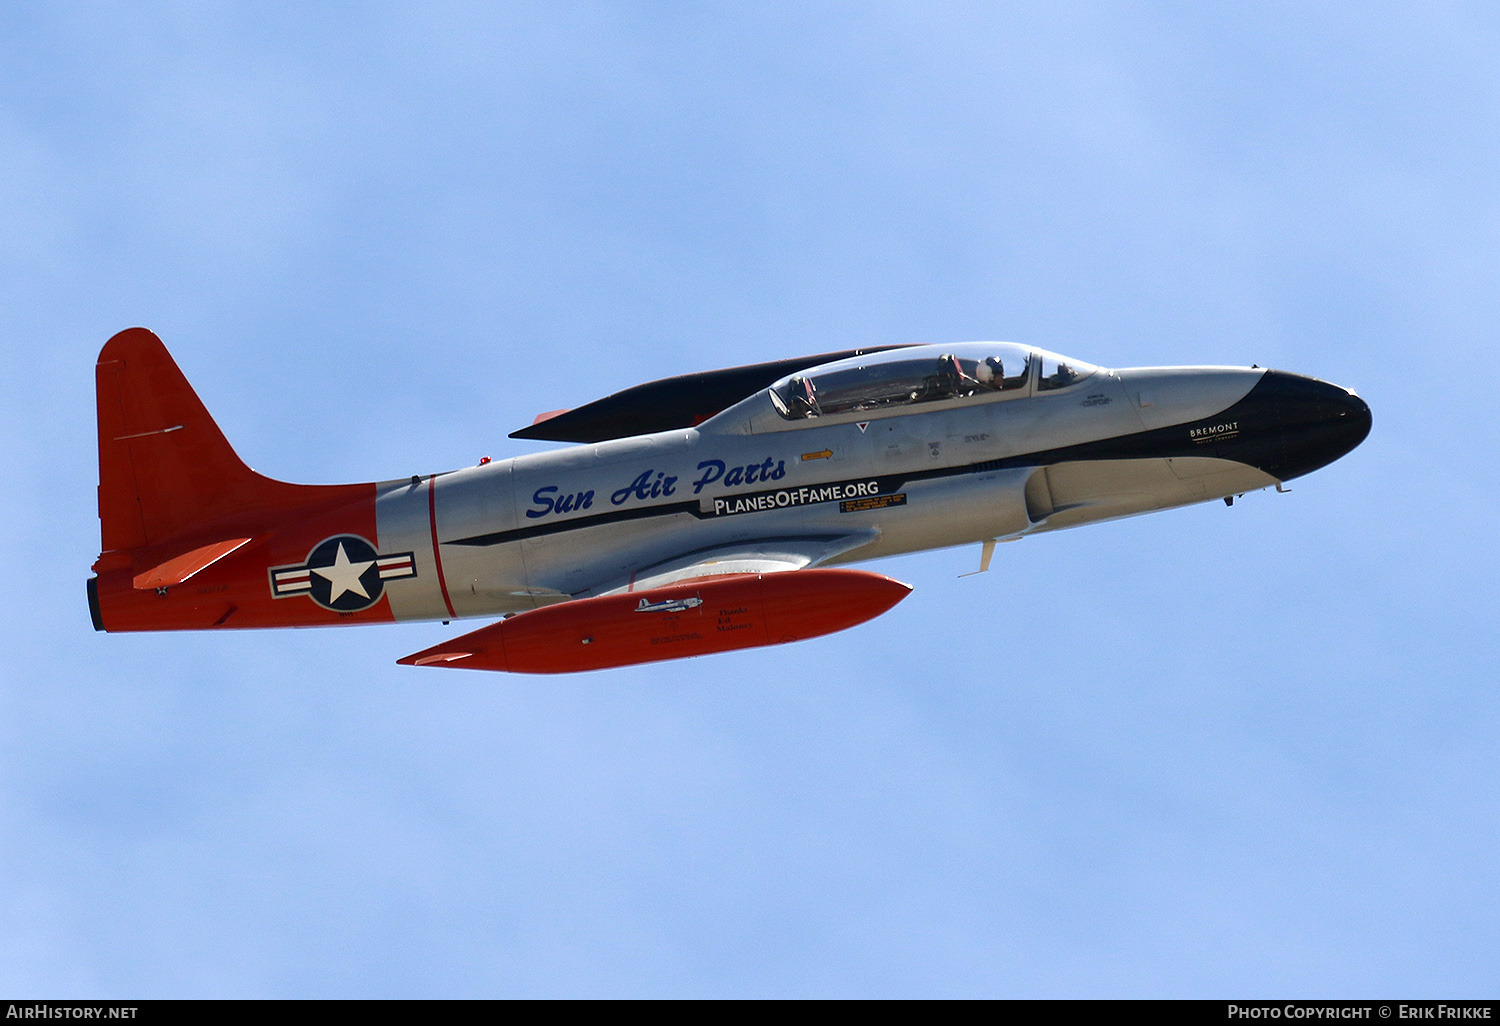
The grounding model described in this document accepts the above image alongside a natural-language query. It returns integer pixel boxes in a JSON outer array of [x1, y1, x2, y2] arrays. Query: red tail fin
[[92, 329, 378, 632], [96, 327, 362, 550], [98, 327, 302, 548]]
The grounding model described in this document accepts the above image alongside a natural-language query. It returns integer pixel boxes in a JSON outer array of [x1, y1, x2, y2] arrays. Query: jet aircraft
[[88, 328, 1370, 673]]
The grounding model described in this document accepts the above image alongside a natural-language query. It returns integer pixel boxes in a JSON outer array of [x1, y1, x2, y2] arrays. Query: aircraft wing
[[578, 529, 882, 597]]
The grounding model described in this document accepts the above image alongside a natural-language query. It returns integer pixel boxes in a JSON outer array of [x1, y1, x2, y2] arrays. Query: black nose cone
[[1243, 370, 1371, 481]]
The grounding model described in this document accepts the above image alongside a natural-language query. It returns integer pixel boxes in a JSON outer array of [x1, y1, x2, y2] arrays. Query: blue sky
[[2, 1, 1496, 997]]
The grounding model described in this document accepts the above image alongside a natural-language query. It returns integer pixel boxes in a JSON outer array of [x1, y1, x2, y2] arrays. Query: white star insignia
[[311, 542, 375, 602]]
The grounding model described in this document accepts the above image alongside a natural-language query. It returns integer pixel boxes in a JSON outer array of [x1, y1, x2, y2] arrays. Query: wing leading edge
[[583, 529, 882, 597]]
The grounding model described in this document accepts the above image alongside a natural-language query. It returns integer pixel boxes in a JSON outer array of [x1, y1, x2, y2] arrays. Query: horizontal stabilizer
[[132, 538, 254, 590], [399, 568, 912, 673]]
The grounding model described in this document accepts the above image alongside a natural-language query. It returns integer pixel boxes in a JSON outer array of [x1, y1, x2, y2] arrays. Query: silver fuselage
[[366, 361, 1369, 623]]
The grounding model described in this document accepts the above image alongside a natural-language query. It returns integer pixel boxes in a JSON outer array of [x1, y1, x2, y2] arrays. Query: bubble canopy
[[767, 342, 1096, 420]]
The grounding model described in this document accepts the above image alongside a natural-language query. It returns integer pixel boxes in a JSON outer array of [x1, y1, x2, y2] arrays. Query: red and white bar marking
[[377, 554, 416, 580], [271, 568, 313, 596]]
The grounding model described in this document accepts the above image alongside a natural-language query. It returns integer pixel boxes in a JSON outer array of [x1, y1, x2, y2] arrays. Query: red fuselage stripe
[[428, 475, 457, 618]]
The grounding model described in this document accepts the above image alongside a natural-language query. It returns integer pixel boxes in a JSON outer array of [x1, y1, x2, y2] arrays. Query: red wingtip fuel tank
[[398, 569, 913, 674]]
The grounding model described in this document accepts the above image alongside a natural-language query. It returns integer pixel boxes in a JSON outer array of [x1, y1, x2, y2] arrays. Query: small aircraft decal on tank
[[635, 594, 703, 614], [87, 329, 1371, 672]]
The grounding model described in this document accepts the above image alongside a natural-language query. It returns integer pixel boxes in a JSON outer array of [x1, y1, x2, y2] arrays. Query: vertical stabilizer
[[92, 328, 378, 632], [95, 328, 365, 552]]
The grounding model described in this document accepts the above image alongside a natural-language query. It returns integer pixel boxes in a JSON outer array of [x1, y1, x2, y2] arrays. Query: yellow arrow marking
[[800, 449, 833, 461]]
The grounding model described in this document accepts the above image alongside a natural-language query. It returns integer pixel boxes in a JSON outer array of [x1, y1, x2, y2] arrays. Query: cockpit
[[767, 342, 1096, 421]]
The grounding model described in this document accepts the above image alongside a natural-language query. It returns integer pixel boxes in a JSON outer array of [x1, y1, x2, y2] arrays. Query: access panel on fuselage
[[426, 462, 533, 617]]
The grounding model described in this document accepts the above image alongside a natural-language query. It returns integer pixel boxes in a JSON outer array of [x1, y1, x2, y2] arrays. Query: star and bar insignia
[[269, 535, 416, 612]]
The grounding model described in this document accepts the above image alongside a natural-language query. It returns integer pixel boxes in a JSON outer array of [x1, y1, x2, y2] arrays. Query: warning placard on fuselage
[[839, 492, 906, 513]]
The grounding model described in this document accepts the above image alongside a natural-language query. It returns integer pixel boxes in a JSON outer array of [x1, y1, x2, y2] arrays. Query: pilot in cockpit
[[974, 356, 1006, 390], [789, 374, 818, 415]]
